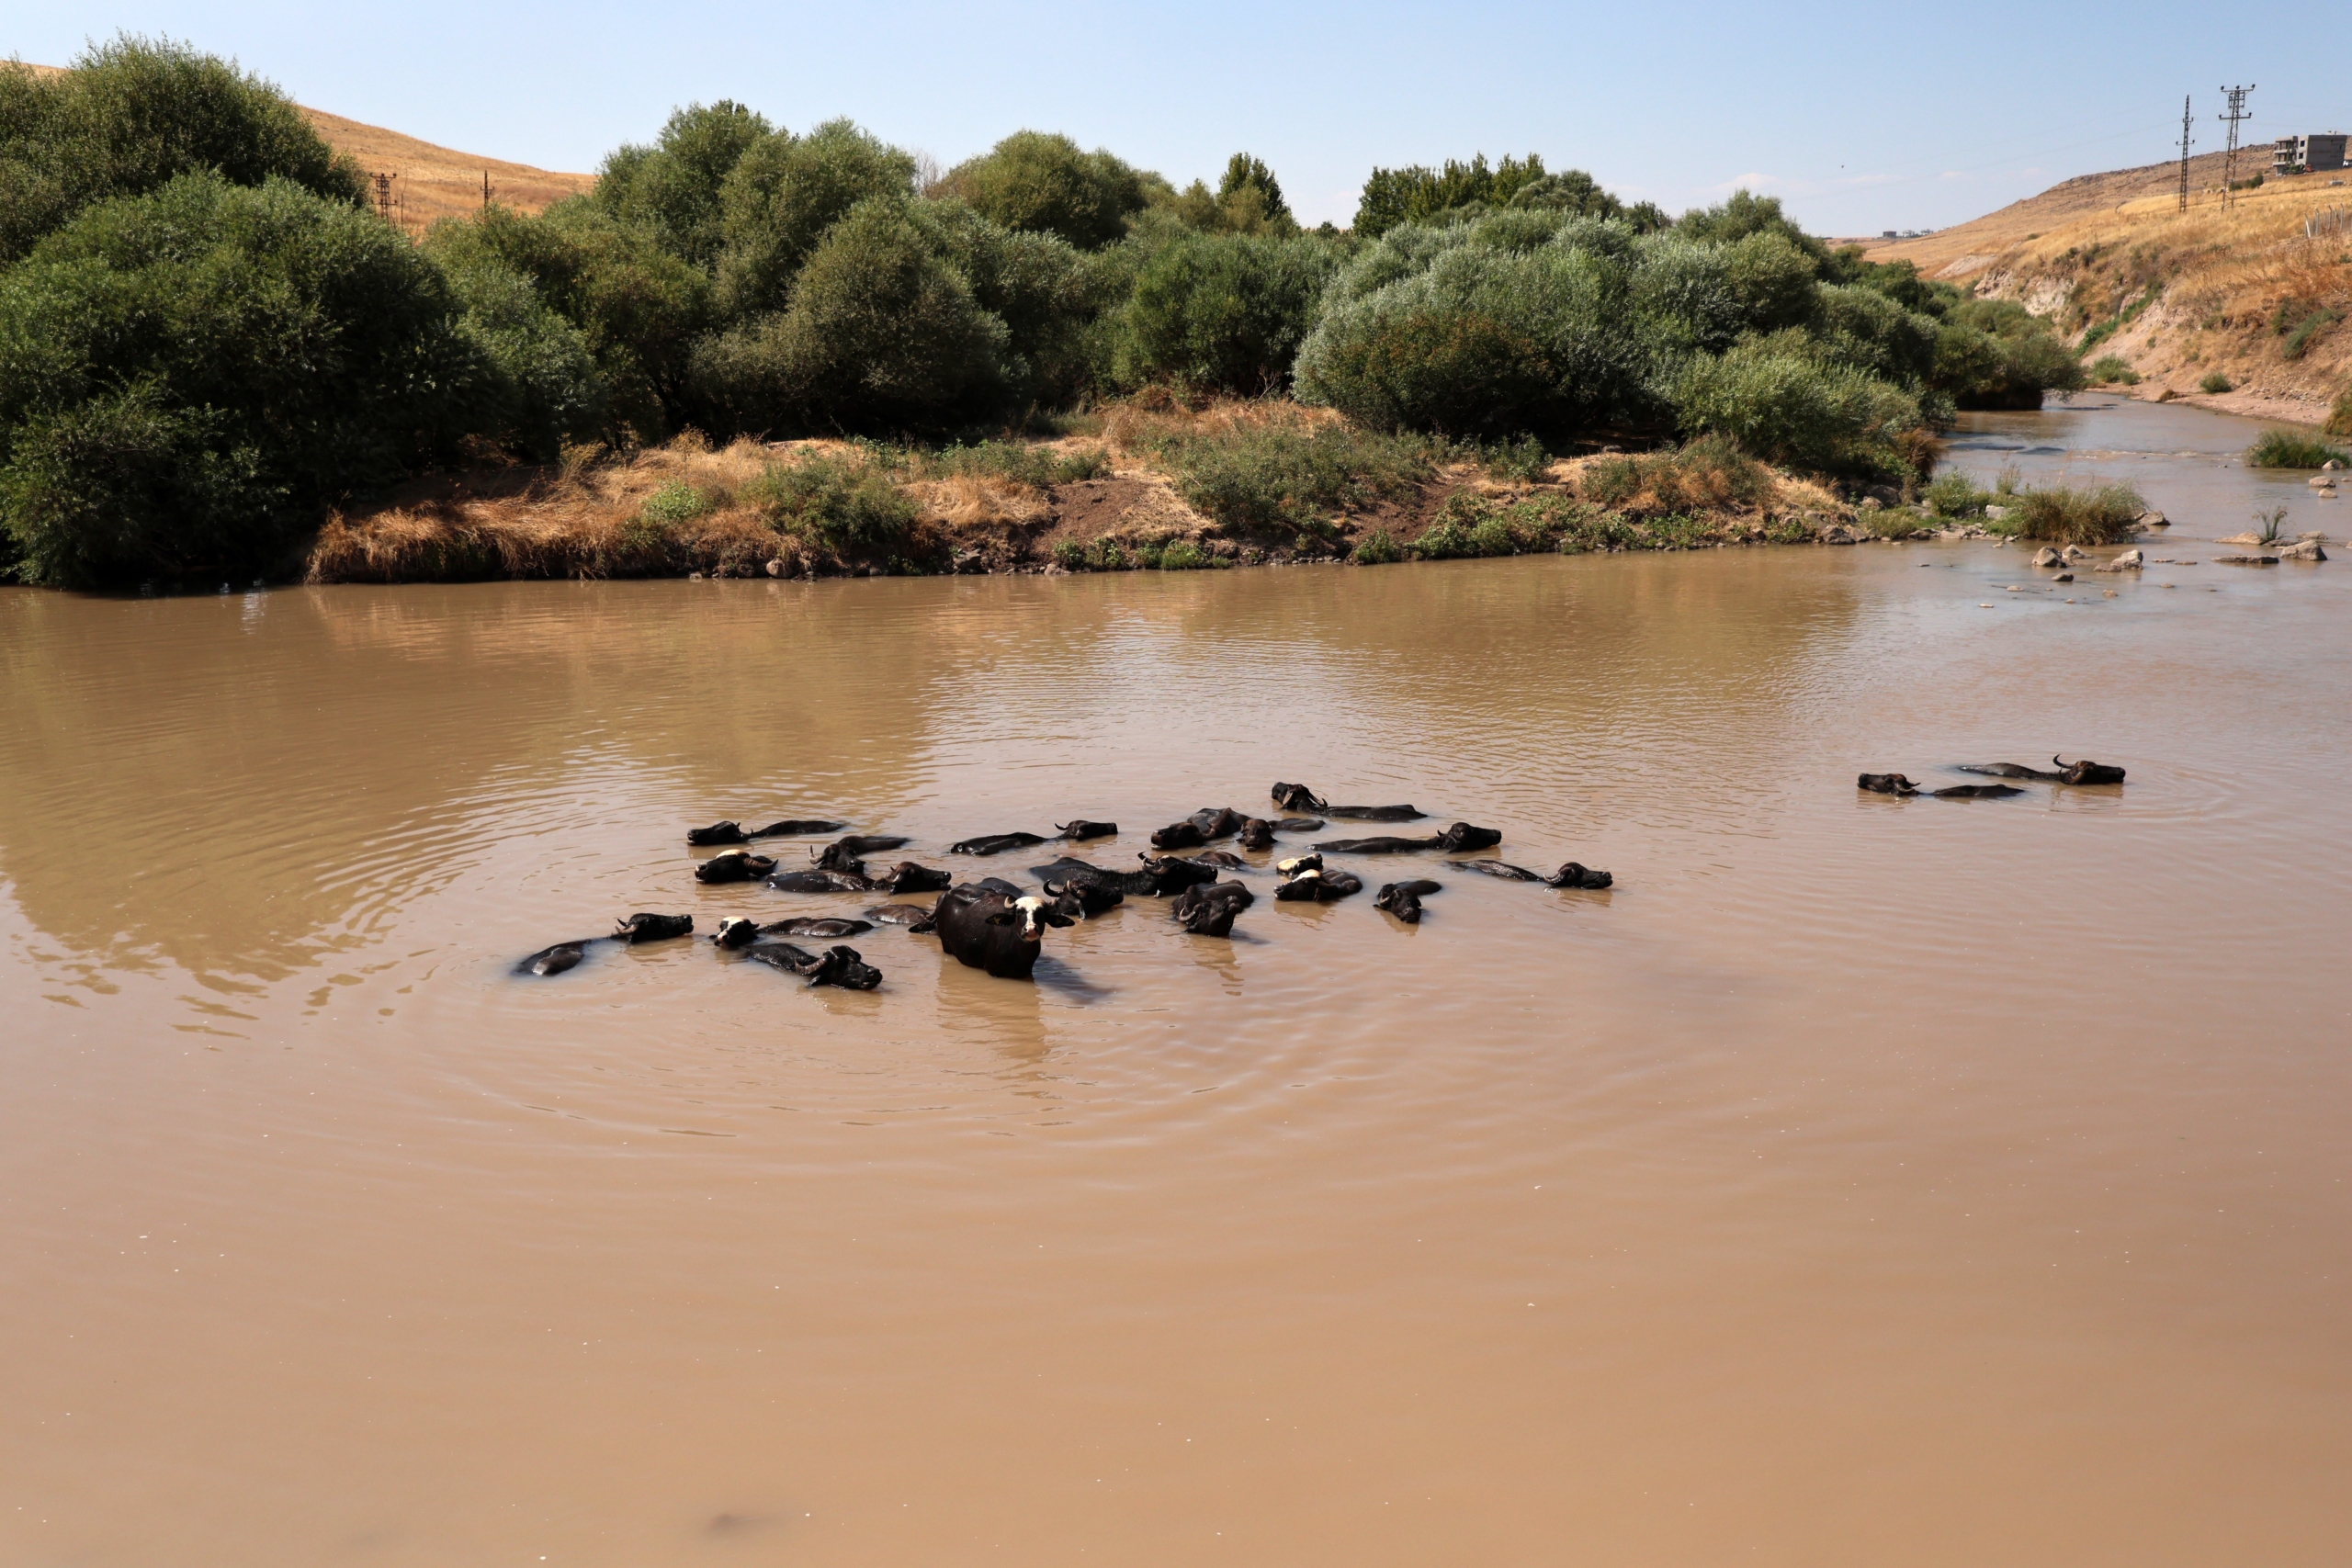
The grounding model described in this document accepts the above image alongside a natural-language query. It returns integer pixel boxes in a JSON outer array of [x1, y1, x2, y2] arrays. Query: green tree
[[591, 100, 772, 268], [0, 36, 365, 263], [0, 174, 484, 587], [938, 131, 1148, 250]]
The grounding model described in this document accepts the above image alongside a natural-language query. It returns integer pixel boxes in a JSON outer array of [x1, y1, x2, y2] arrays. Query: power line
[[2177, 96, 2194, 212], [2219, 85, 2255, 209]]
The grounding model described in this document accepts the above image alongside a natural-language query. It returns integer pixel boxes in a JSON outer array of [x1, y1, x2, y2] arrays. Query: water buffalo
[[1450, 860, 1614, 889], [816, 835, 909, 871], [865, 903, 938, 926], [686, 818, 845, 846], [1273, 867, 1365, 902], [1238, 818, 1276, 850], [716, 915, 872, 947], [1274, 852, 1322, 877], [1193, 850, 1249, 869], [695, 849, 778, 884], [742, 942, 882, 989], [616, 913, 695, 942], [1374, 879, 1442, 924], [1031, 854, 1220, 898], [1857, 773, 2023, 800], [869, 862, 953, 894], [515, 941, 588, 976], [1270, 784, 1423, 821], [1056, 819, 1118, 840], [1318, 822, 1502, 855], [1148, 820, 1205, 850], [1041, 876, 1125, 917], [1958, 755, 2127, 785], [929, 881, 1077, 980], [1170, 880, 1254, 937], [768, 868, 877, 893], [515, 912, 692, 975], [950, 831, 1050, 856]]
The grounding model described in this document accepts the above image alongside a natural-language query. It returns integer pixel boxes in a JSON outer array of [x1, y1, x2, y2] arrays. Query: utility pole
[[481, 170, 496, 210], [2177, 96, 2195, 211], [2219, 85, 2256, 208], [371, 170, 399, 224]]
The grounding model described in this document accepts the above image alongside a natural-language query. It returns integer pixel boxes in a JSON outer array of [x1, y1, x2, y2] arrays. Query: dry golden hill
[[1865, 150, 2352, 426], [18, 63, 594, 230], [300, 107, 594, 230]]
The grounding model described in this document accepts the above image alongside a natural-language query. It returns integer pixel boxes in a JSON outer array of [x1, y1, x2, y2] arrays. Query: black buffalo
[[869, 862, 953, 894], [1270, 783, 1423, 821], [1238, 818, 1276, 850], [686, 818, 845, 846], [1041, 876, 1125, 917], [1374, 879, 1443, 923], [1858, 773, 2024, 800], [515, 912, 692, 975], [1958, 755, 2127, 785], [741, 942, 882, 989], [716, 916, 872, 947], [1450, 859, 1614, 889], [1030, 853, 1220, 898], [929, 881, 1077, 980], [768, 868, 879, 893], [1170, 880, 1254, 936], [865, 903, 939, 926], [1318, 822, 1501, 855], [1273, 867, 1365, 902], [1056, 819, 1118, 840], [695, 849, 778, 884], [1150, 807, 1244, 850], [950, 831, 1050, 856]]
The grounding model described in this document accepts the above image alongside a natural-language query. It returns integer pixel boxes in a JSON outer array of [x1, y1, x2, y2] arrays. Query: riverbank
[[305, 400, 1922, 585]]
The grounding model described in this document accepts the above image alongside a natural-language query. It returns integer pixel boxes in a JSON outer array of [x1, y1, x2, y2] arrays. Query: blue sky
[[14, 2, 2330, 234]]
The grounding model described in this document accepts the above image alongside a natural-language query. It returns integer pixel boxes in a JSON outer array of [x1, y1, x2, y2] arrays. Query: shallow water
[[4, 403, 2349, 1566]]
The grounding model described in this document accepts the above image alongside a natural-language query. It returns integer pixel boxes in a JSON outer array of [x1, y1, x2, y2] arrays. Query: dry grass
[[17, 62, 595, 231]]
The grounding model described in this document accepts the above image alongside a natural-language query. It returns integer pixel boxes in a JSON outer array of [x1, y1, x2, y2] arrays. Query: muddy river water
[[3, 400, 2347, 1566]]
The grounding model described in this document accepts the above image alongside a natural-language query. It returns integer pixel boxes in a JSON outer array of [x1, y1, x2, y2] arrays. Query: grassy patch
[[2198, 371, 2233, 395], [1473, 434, 1552, 483], [1577, 435, 1772, 515], [2007, 482, 2147, 545], [2246, 429, 2351, 468], [741, 455, 918, 558], [1146, 423, 1441, 542], [1410, 491, 1641, 558], [2281, 309, 2337, 361], [913, 440, 1109, 487], [2084, 355, 2140, 385], [1351, 527, 1404, 565]]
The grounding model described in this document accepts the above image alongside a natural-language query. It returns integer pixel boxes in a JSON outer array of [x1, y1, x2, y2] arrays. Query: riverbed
[[3, 401, 2347, 1566]]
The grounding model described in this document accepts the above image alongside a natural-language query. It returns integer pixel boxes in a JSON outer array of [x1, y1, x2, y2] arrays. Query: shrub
[[0, 36, 366, 264], [0, 174, 484, 588], [1676, 344, 1924, 478], [1112, 231, 1339, 393], [2199, 371, 2233, 395], [742, 456, 915, 555], [1478, 434, 1552, 482], [921, 440, 1106, 486], [1578, 434, 1772, 513], [591, 100, 773, 268], [687, 198, 1007, 432], [1158, 538, 1209, 570], [2085, 355, 2141, 385], [436, 259, 606, 460], [937, 131, 1147, 251], [1151, 423, 1439, 538], [1353, 153, 1549, 238], [2328, 387, 2352, 438], [1051, 538, 1088, 570], [1351, 527, 1403, 564], [1923, 469, 1991, 516], [638, 480, 709, 525], [2252, 505, 2288, 546], [2281, 309, 2336, 361], [2007, 482, 2146, 545], [712, 118, 918, 319], [2247, 429, 2350, 468]]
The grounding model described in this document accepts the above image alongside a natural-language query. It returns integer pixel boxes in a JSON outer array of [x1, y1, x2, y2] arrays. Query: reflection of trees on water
[[0, 580, 959, 983], [0, 558, 1859, 985]]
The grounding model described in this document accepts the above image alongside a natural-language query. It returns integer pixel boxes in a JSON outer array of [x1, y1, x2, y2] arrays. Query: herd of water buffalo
[[514, 782, 1616, 988]]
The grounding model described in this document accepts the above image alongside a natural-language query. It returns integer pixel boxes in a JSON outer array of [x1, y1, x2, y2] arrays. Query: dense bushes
[[0, 174, 481, 586], [1112, 232, 1339, 392], [2003, 482, 2146, 545], [0, 38, 366, 264], [938, 131, 1148, 250], [2246, 429, 2349, 468]]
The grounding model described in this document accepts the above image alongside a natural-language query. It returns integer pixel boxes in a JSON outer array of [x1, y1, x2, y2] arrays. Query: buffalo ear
[[1043, 912, 1076, 928]]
